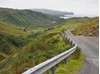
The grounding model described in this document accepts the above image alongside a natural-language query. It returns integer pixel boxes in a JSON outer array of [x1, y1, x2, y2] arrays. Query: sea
[[60, 15, 74, 19]]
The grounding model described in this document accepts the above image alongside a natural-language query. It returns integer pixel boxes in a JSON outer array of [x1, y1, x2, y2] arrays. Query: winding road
[[65, 30, 99, 74]]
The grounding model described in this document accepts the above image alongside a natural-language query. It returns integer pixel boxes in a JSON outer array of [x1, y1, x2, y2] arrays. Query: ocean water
[[60, 15, 73, 19]]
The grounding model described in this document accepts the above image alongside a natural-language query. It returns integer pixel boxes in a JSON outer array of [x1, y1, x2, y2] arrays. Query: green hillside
[[0, 16, 85, 74], [0, 24, 30, 61], [72, 17, 99, 37], [0, 21, 33, 37], [0, 7, 97, 74], [0, 8, 64, 28], [0, 20, 32, 62]]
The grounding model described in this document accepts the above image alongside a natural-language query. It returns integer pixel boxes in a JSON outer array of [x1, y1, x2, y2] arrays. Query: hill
[[0, 17, 90, 74], [0, 20, 33, 61], [72, 17, 99, 37], [0, 7, 65, 62], [0, 8, 64, 28], [0, 21, 32, 36], [32, 9, 74, 17]]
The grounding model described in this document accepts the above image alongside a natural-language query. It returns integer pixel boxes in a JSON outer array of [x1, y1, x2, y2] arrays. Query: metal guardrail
[[22, 32, 77, 74]]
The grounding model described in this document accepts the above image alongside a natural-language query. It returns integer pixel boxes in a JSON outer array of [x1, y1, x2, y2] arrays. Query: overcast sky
[[0, 0, 99, 17]]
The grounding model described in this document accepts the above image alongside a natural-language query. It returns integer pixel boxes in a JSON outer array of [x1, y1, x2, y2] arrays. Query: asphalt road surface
[[65, 30, 99, 74]]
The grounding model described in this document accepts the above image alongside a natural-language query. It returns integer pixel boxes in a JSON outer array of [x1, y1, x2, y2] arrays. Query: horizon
[[0, 0, 99, 17], [0, 7, 99, 18]]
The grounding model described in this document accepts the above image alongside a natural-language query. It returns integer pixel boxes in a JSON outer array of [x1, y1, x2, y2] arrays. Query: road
[[65, 30, 99, 74]]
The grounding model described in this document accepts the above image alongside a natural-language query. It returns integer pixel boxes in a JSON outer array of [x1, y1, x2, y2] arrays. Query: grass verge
[[56, 48, 84, 74]]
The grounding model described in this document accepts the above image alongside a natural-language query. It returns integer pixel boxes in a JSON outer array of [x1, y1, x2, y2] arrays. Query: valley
[[0, 7, 99, 74]]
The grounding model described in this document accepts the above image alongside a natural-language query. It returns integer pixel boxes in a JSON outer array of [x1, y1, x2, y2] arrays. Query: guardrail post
[[70, 41, 72, 45], [64, 58, 68, 64], [52, 66, 56, 74]]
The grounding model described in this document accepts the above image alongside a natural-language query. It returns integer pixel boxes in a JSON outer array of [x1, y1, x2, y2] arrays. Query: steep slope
[[72, 17, 99, 37], [0, 8, 64, 28], [0, 20, 34, 38], [0, 7, 64, 61], [32, 9, 74, 17], [0, 21, 31, 61], [0, 16, 88, 74]]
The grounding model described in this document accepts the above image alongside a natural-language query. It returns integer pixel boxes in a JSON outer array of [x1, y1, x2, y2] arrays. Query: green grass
[[0, 21, 32, 37], [0, 17, 89, 74], [56, 49, 84, 74], [0, 33, 71, 74], [46, 17, 90, 34], [0, 7, 64, 28], [42, 18, 88, 74]]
